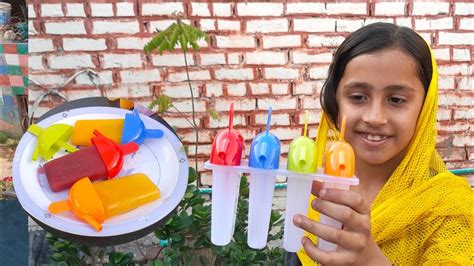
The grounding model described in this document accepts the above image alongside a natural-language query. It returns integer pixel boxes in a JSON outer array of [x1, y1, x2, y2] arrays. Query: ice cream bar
[[43, 131, 139, 192], [48, 173, 160, 231], [71, 109, 163, 146], [28, 123, 78, 161]]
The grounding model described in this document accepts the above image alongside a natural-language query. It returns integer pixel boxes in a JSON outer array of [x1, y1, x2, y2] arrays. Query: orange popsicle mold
[[49, 177, 106, 231], [324, 116, 355, 178]]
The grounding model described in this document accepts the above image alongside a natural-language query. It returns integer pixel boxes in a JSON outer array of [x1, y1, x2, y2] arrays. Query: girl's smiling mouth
[[357, 132, 392, 148]]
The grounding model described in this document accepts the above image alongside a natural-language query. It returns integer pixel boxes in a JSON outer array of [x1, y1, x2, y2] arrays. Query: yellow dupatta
[[297, 42, 473, 265]]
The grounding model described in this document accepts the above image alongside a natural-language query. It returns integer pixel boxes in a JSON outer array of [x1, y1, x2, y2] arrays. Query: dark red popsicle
[[43, 131, 138, 192]]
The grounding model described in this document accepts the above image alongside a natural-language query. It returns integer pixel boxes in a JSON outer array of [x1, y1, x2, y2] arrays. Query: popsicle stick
[[56, 140, 78, 153], [132, 108, 140, 117], [82, 215, 103, 231], [27, 124, 43, 136], [303, 110, 309, 137], [119, 142, 139, 155], [49, 200, 71, 214], [144, 129, 164, 139], [32, 146, 40, 161], [228, 103, 234, 132], [265, 107, 272, 136], [340, 115, 346, 142]]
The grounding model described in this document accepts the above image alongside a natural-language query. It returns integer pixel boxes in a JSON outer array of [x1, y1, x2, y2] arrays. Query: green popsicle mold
[[28, 123, 78, 161]]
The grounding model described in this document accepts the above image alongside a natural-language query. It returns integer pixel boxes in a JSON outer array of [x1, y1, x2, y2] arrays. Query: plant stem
[[182, 49, 201, 187], [134, 241, 149, 261], [171, 106, 194, 129], [154, 246, 165, 260]]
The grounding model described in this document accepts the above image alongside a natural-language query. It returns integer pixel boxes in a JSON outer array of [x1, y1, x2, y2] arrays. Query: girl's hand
[[293, 186, 391, 265]]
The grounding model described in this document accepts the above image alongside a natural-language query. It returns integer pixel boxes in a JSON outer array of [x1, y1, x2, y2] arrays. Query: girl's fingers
[[294, 214, 364, 251], [319, 188, 369, 215], [311, 181, 323, 196], [312, 198, 370, 233], [301, 237, 358, 265]]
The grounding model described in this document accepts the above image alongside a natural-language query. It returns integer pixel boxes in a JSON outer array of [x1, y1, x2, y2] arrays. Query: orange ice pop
[[48, 173, 160, 231]]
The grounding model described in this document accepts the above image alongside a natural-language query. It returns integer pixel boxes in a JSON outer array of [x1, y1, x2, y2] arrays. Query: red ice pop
[[43, 131, 138, 192]]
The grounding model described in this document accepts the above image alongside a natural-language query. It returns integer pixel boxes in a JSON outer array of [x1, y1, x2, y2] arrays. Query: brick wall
[[27, 0, 473, 185]]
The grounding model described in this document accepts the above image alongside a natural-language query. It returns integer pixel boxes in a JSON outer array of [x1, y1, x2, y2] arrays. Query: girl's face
[[336, 49, 426, 169]]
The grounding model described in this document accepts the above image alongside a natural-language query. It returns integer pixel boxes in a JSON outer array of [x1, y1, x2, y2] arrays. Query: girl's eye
[[348, 94, 367, 102], [388, 97, 407, 104]]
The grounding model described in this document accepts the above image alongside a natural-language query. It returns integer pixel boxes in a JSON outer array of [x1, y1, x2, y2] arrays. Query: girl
[[293, 23, 473, 265]]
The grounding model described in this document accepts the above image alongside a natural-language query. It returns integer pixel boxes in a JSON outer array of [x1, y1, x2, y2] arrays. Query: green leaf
[[54, 241, 69, 250], [176, 216, 193, 230], [110, 252, 124, 263], [208, 109, 219, 120], [51, 252, 65, 261], [154, 229, 169, 240], [78, 245, 91, 257], [169, 25, 179, 49], [190, 41, 199, 51], [179, 34, 188, 52], [171, 234, 182, 242], [121, 252, 134, 264], [159, 38, 170, 55], [147, 259, 164, 266], [149, 95, 173, 114], [188, 167, 197, 183], [199, 255, 210, 266]]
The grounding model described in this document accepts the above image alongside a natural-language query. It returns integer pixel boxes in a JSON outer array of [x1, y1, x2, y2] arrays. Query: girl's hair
[[321, 22, 433, 124]]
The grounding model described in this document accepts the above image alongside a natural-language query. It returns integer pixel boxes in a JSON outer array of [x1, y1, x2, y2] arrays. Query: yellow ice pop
[[71, 119, 124, 146], [94, 173, 161, 218]]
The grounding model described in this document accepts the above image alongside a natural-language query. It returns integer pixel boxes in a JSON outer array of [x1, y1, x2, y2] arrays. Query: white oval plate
[[13, 107, 188, 237]]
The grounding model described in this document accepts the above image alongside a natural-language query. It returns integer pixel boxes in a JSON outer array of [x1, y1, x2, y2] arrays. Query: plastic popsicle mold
[[209, 103, 244, 246], [203, 112, 359, 250], [283, 111, 318, 252], [121, 109, 164, 145], [318, 116, 355, 252], [247, 107, 281, 249], [28, 123, 78, 161]]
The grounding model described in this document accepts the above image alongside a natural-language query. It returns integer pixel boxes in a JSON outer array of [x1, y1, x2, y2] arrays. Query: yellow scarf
[[297, 43, 473, 265]]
